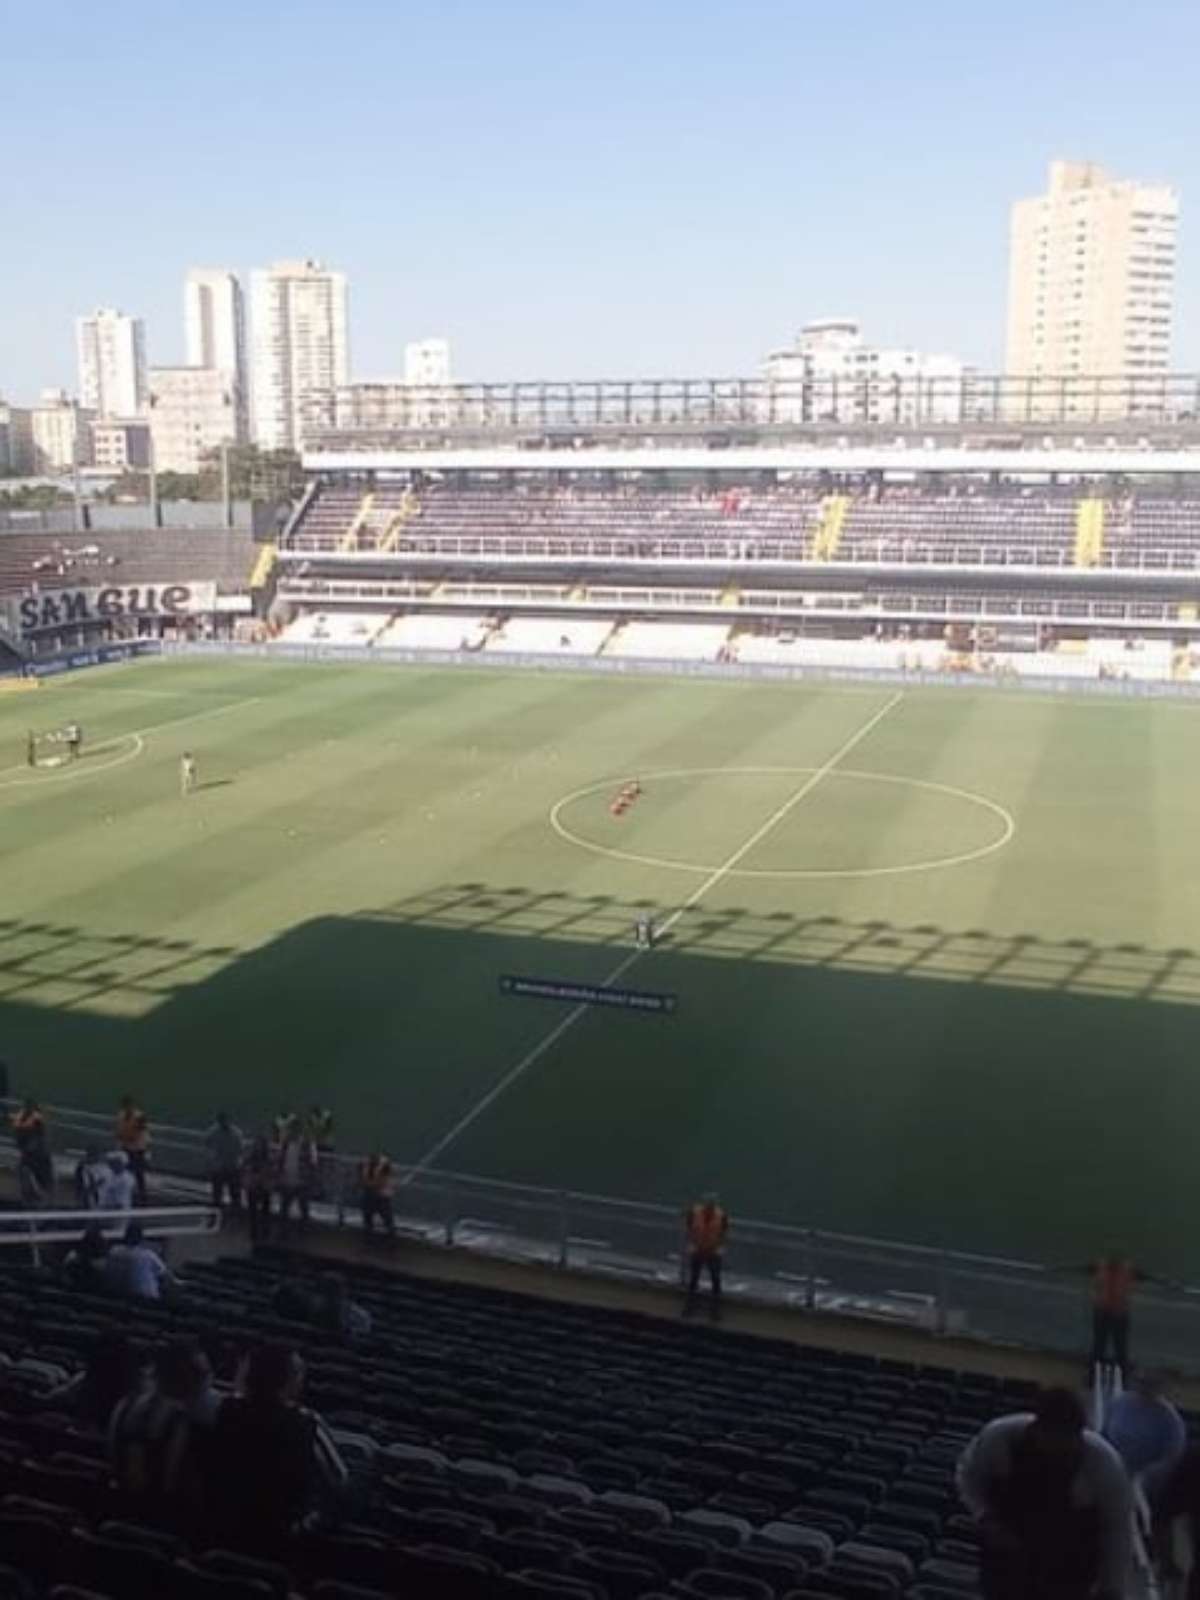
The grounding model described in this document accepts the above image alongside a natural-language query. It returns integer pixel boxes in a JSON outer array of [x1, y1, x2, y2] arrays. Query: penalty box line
[[406, 690, 905, 1180]]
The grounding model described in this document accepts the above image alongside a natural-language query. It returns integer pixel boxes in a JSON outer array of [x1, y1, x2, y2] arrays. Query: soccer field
[[2, 656, 1198, 1272]]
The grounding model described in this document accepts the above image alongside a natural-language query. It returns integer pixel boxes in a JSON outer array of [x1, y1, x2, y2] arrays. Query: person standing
[[957, 1386, 1133, 1600], [274, 1124, 317, 1232], [180, 751, 197, 796], [1080, 1251, 1167, 1382], [98, 1151, 136, 1212], [360, 1151, 396, 1239], [74, 1143, 110, 1210], [683, 1192, 729, 1321], [11, 1098, 53, 1206], [242, 1133, 274, 1244], [65, 721, 81, 760], [204, 1111, 245, 1212], [115, 1095, 151, 1206], [1103, 1368, 1186, 1501]]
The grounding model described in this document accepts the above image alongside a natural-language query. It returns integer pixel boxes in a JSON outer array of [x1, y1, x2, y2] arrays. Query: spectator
[[97, 1150, 136, 1212], [204, 1110, 244, 1211], [1103, 1368, 1186, 1500], [208, 1342, 349, 1552], [274, 1124, 317, 1231], [10, 1098, 53, 1207], [314, 1272, 371, 1338], [104, 1221, 177, 1302], [242, 1132, 274, 1243], [115, 1093, 151, 1205], [38, 1332, 145, 1429], [957, 1385, 1133, 1600], [304, 1104, 335, 1154], [1152, 1445, 1200, 1598], [109, 1336, 213, 1531], [74, 1143, 109, 1210], [61, 1221, 111, 1292], [360, 1150, 396, 1239], [683, 1191, 729, 1321]]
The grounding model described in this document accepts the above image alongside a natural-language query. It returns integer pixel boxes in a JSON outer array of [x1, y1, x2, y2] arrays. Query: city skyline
[[2, 0, 1198, 405]]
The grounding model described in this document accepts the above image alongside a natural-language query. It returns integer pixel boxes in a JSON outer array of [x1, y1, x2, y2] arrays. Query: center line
[[407, 690, 904, 1178]]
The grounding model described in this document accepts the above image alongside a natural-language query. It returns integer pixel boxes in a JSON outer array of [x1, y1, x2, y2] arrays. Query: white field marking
[[549, 765, 1015, 880], [406, 690, 904, 1178], [0, 734, 145, 790], [0, 694, 262, 787]]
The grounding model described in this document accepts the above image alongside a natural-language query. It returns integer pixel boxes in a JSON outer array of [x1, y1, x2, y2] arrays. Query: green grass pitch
[[2, 656, 1198, 1272]]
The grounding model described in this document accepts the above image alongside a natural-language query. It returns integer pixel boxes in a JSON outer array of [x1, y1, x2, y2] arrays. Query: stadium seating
[[602, 622, 731, 661], [374, 612, 493, 650], [483, 618, 616, 656], [0, 1244, 1041, 1598], [278, 613, 390, 646], [0, 526, 256, 597]]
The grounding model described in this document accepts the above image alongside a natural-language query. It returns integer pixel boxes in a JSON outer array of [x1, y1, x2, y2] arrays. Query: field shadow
[[1, 888, 1199, 1269]]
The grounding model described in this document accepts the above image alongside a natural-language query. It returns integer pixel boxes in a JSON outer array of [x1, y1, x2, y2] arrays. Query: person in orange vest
[[360, 1151, 396, 1239], [10, 1099, 52, 1206], [1080, 1251, 1171, 1381], [115, 1095, 151, 1207], [684, 1192, 729, 1321]]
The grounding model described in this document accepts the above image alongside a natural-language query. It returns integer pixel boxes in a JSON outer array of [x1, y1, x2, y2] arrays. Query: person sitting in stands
[[104, 1221, 177, 1302], [37, 1332, 145, 1430], [97, 1150, 136, 1212], [74, 1143, 110, 1210], [109, 1336, 215, 1533], [208, 1341, 349, 1553], [61, 1221, 111, 1292]]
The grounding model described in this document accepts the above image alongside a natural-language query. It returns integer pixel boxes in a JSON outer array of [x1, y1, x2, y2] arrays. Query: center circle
[[549, 767, 1015, 880]]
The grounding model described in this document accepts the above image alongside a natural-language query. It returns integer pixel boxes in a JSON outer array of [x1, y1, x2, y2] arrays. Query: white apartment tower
[[250, 259, 348, 450], [404, 338, 452, 387], [1006, 161, 1178, 408], [762, 320, 965, 424], [76, 308, 147, 418], [185, 268, 247, 440]]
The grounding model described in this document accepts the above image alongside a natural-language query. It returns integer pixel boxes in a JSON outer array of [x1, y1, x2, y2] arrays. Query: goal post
[[27, 728, 75, 769]]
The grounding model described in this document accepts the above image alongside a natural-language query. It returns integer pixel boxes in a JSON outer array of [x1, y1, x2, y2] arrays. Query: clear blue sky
[[2, 0, 1197, 401]]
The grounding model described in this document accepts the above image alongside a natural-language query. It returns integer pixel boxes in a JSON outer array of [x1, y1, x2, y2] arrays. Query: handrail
[[0, 1205, 221, 1266], [12, 1098, 1200, 1370]]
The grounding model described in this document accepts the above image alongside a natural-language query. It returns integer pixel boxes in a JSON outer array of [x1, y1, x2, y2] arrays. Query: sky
[[1, 0, 1198, 402]]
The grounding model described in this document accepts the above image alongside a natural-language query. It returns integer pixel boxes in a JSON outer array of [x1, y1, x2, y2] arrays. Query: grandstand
[[271, 434, 1200, 685]]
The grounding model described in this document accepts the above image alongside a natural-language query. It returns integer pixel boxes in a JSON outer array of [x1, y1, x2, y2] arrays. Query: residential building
[[0, 401, 34, 475], [185, 268, 248, 439], [404, 338, 452, 387], [91, 418, 151, 471], [148, 366, 239, 474], [76, 308, 148, 418], [1006, 160, 1179, 415], [250, 259, 348, 450], [762, 320, 965, 424], [30, 390, 93, 472]]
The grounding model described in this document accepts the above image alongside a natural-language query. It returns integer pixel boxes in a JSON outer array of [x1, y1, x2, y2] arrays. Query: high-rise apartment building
[[148, 367, 240, 473], [762, 320, 965, 424], [29, 390, 93, 472], [76, 308, 148, 418], [250, 259, 348, 450], [1005, 161, 1178, 410], [404, 338, 452, 387], [185, 268, 247, 439]]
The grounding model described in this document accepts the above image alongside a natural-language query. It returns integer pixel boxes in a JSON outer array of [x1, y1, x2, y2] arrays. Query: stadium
[[4, 369, 1200, 1597]]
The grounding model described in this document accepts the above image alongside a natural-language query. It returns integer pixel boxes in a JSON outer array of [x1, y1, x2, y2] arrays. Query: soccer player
[[65, 722, 81, 760], [180, 752, 197, 796], [26, 731, 35, 769], [635, 913, 654, 949]]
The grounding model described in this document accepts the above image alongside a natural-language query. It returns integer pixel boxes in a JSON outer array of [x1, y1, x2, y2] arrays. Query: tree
[[197, 444, 303, 503]]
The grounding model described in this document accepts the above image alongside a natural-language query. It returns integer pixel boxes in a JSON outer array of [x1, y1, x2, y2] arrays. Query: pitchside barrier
[[6, 1099, 1200, 1370], [158, 638, 1200, 702]]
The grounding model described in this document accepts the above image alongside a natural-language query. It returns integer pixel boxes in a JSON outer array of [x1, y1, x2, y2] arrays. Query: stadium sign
[[499, 973, 677, 1014], [13, 582, 217, 636]]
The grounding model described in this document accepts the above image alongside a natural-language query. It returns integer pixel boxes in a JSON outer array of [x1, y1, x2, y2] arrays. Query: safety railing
[[8, 1100, 1200, 1369], [0, 1206, 221, 1266]]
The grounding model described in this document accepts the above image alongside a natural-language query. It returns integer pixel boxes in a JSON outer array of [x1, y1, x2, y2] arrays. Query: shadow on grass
[[0, 889, 1199, 1270]]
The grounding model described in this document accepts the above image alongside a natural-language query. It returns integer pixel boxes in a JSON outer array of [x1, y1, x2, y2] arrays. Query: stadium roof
[[303, 443, 1200, 477]]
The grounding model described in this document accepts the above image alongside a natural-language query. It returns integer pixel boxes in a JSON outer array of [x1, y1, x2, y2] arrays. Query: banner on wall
[[12, 582, 218, 637]]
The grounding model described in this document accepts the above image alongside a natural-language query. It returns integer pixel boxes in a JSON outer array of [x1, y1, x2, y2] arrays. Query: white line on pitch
[[0, 694, 263, 783], [406, 689, 905, 1179]]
